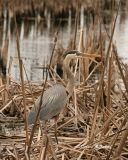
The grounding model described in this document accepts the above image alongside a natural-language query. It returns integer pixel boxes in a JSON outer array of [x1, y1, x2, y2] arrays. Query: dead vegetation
[[0, 43, 128, 159], [0, 0, 128, 160]]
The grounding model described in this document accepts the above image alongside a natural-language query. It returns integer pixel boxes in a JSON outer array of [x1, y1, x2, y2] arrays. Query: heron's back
[[28, 84, 67, 124]]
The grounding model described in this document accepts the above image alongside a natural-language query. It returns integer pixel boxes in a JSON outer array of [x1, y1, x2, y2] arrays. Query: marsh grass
[[0, 47, 127, 159], [0, 0, 128, 159]]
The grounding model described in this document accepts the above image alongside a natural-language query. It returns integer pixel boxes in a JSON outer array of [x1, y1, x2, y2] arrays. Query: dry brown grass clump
[[0, 42, 128, 159], [0, 1, 128, 159]]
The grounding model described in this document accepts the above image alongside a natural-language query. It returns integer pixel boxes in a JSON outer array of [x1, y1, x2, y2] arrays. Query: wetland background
[[0, 0, 128, 159], [0, 0, 128, 81]]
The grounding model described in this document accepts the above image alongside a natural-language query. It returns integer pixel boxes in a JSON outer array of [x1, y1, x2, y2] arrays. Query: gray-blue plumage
[[28, 84, 67, 124], [27, 50, 82, 125]]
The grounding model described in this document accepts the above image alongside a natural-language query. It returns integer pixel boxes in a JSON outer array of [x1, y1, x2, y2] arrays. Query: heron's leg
[[44, 120, 48, 134], [54, 115, 59, 144]]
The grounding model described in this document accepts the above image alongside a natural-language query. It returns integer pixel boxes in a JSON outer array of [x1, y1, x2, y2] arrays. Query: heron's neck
[[63, 57, 74, 94]]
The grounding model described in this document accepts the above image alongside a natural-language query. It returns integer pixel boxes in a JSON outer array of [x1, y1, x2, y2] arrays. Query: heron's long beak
[[75, 52, 85, 58], [76, 52, 101, 59]]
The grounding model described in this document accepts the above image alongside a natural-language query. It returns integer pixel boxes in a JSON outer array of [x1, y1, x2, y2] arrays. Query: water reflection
[[114, 11, 128, 63], [8, 20, 55, 81], [0, 4, 128, 81], [7, 17, 76, 81]]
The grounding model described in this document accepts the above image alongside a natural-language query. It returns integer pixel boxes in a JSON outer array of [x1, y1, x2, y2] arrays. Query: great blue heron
[[27, 50, 82, 142]]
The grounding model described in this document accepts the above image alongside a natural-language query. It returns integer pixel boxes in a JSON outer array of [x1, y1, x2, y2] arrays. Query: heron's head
[[56, 50, 83, 78], [62, 50, 83, 66], [62, 50, 82, 59]]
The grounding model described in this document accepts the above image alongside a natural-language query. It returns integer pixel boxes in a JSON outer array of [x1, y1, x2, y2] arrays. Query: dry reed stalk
[[13, 144, 19, 160], [77, 29, 84, 52], [73, 4, 79, 50], [1, 1, 128, 159], [27, 30, 59, 154], [42, 57, 46, 80], [83, 53, 101, 59], [47, 135, 58, 160], [113, 44, 128, 98], [0, 93, 19, 113], [0, 38, 9, 84], [106, 115, 128, 160], [90, 0, 121, 142], [4, 90, 24, 117], [73, 89, 78, 126], [22, 63, 36, 107], [100, 106, 125, 134], [80, 30, 89, 83], [39, 134, 48, 160], [6, 148, 17, 159], [113, 121, 128, 159], [6, 56, 13, 86], [75, 29, 83, 78], [19, 59, 29, 130], [49, 69, 57, 83], [85, 62, 101, 82], [1, 38, 9, 66], [61, 153, 64, 160], [0, 38, 9, 108], [50, 66, 66, 86], [14, 12, 29, 153], [73, 29, 84, 126], [103, 49, 113, 134]]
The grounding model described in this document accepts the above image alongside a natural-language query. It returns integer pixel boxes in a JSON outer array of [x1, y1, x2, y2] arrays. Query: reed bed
[[0, 47, 128, 159], [0, 31, 128, 159], [0, 0, 126, 19], [0, 0, 86, 18], [0, 0, 128, 160]]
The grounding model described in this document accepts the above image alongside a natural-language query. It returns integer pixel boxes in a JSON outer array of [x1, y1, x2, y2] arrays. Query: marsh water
[[0, 5, 128, 81]]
